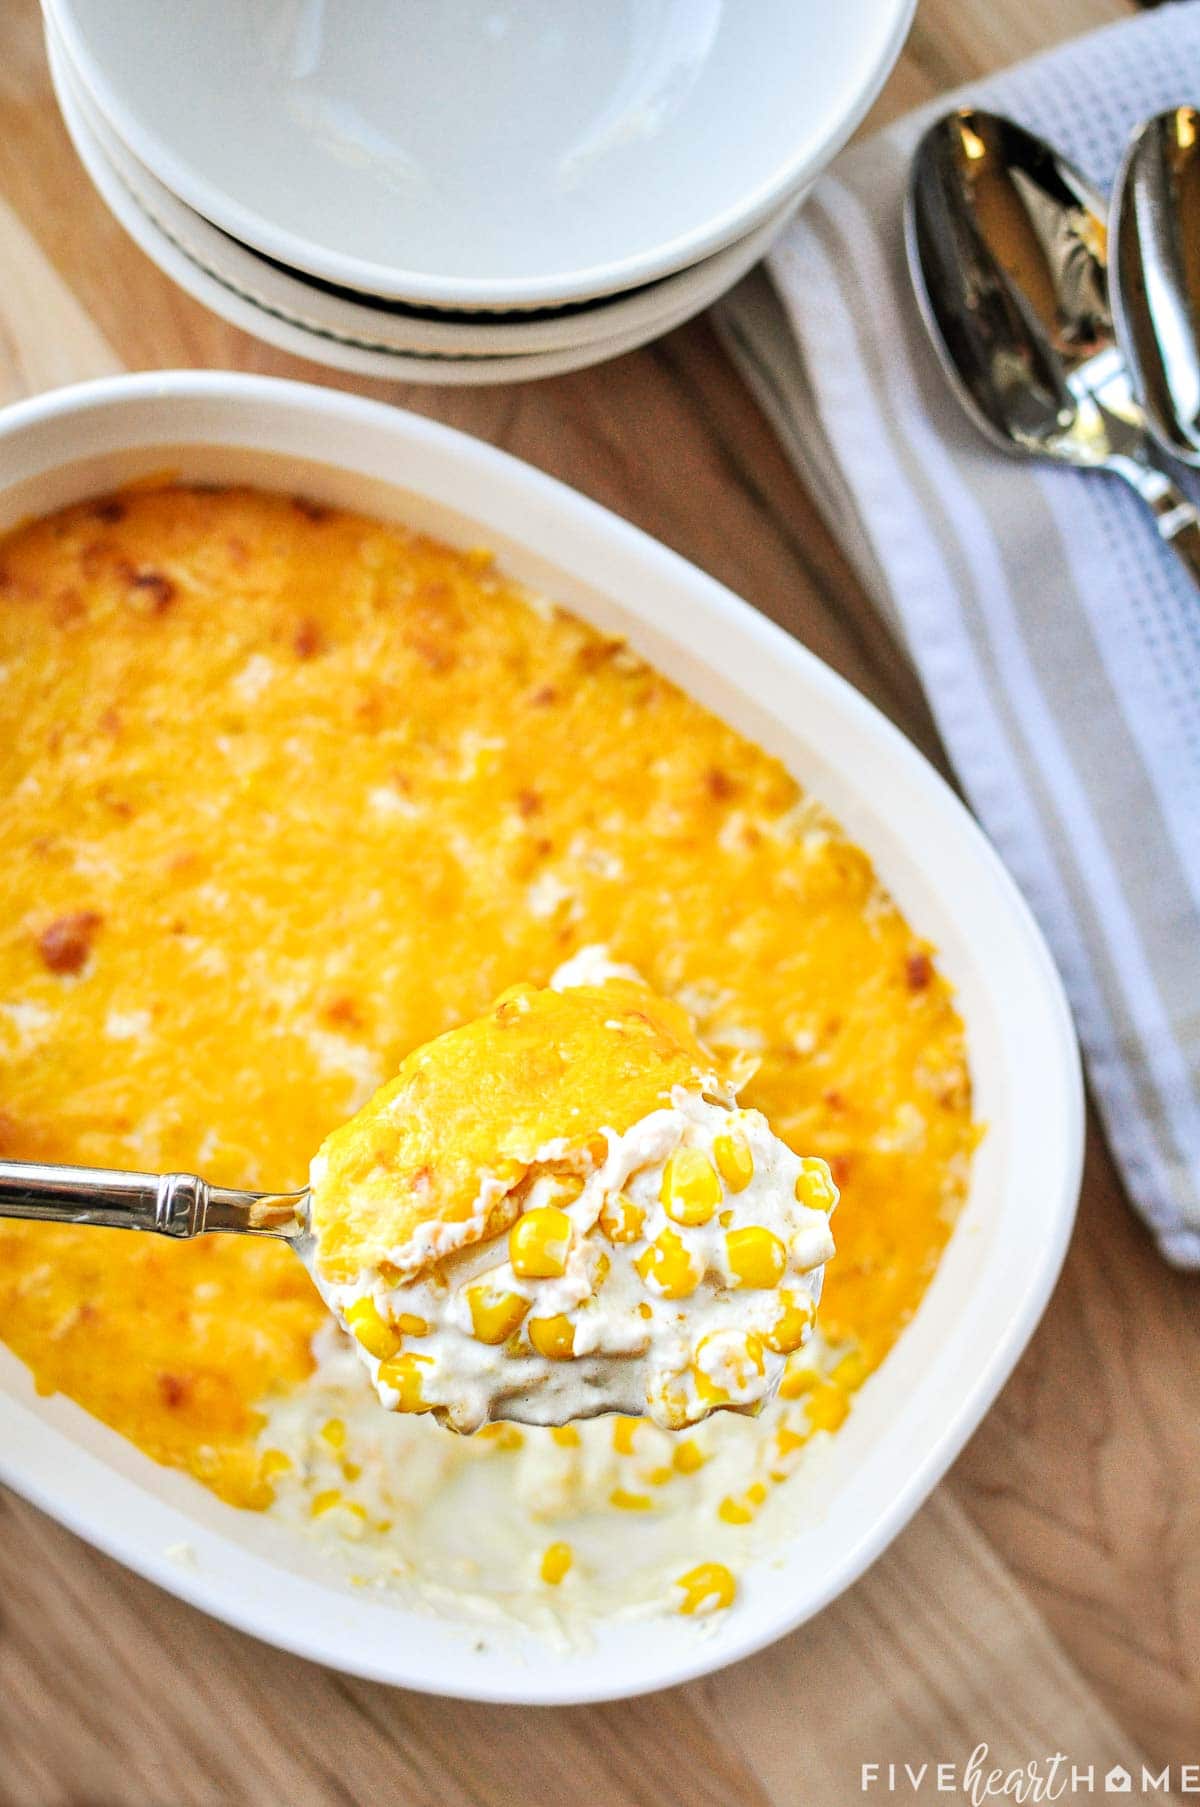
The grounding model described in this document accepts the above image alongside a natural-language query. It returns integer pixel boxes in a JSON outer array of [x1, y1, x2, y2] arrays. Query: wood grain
[[0, 0, 1196, 1802]]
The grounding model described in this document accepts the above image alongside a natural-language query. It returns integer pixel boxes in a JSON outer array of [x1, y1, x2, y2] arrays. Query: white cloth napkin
[[718, 3, 1200, 1266]]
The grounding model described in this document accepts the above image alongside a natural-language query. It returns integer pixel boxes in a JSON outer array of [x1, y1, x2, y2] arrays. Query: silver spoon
[[1111, 104, 1200, 465], [907, 107, 1200, 581]]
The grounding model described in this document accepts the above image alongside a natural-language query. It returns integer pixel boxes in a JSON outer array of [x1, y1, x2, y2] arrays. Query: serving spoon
[[1111, 104, 1200, 465], [0, 1144, 815, 1431], [906, 107, 1200, 580]]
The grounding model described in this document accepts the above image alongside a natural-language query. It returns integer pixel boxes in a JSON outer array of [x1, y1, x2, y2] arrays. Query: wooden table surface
[[1, 1, 1197, 1802]]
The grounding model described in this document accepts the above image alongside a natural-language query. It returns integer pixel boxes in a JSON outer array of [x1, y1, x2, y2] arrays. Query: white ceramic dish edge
[[0, 372, 1084, 1705], [44, 0, 915, 309]]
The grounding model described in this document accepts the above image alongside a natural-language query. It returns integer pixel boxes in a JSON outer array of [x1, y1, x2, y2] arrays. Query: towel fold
[[718, 3, 1200, 1265]]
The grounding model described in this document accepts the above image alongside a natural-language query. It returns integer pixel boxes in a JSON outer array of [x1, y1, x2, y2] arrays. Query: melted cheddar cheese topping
[[308, 975, 724, 1286], [0, 485, 976, 1512]]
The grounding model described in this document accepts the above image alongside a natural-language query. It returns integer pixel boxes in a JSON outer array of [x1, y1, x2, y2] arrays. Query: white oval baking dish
[[0, 373, 1082, 1705]]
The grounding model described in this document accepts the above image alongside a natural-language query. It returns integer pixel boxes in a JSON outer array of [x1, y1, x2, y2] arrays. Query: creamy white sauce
[[313, 1091, 834, 1433], [257, 1320, 843, 1640]]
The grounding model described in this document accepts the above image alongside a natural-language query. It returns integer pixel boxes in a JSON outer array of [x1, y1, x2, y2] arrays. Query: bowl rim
[[0, 371, 1084, 1704], [42, 0, 917, 309]]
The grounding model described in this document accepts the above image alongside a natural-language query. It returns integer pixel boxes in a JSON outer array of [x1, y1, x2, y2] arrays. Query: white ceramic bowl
[[47, 16, 796, 367], [0, 373, 1083, 1704], [45, 0, 915, 310], [47, 26, 788, 386]]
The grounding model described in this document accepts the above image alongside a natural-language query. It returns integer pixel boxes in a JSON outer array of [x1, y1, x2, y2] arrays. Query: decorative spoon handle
[[0, 1159, 307, 1240]]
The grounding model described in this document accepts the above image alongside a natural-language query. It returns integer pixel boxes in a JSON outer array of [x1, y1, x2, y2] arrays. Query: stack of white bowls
[[43, 0, 913, 386]]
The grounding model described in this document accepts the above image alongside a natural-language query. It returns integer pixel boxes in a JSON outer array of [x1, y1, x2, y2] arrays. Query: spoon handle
[[0, 1159, 306, 1239], [1114, 458, 1200, 588]]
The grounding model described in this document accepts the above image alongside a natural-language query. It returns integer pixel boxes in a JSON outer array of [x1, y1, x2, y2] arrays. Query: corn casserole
[[0, 484, 976, 1631]]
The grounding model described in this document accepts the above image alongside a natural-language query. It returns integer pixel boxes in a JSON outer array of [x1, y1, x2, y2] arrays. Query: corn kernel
[[509, 1205, 572, 1278], [775, 1423, 808, 1459], [762, 1290, 814, 1354], [636, 1226, 702, 1298], [676, 1561, 736, 1616], [806, 1380, 849, 1433], [599, 1191, 645, 1243], [593, 1251, 611, 1286], [713, 1129, 754, 1192], [789, 1223, 834, 1276], [794, 1156, 837, 1213], [260, 1448, 292, 1479], [477, 1422, 524, 1450], [717, 1482, 768, 1525], [466, 1280, 530, 1345], [610, 1488, 654, 1511], [612, 1416, 643, 1456], [320, 1417, 347, 1452], [694, 1372, 726, 1410], [344, 1296, 401, 1362], [725, 1225, 787, 1289], [693, 1330, 765, 1408], [648, 1464, 674, 1485], [528, 1313, 576, 1360], [310, 1488, 343, 1517], [637, 1302, 653, 1320], [779, 1359, 819, 1400], [551, 1424, 580, 1448], [395, 1312, 430, 1337], [540, 1541, 573, 1585], [655, 1389, 693, 1433], [376, 1352, 434, 1412], [832, 1350, 868, 1391], [672, 1438, 708, 1475], [661, 1147, 722, 1224], [341, 1460, 362, 1481]]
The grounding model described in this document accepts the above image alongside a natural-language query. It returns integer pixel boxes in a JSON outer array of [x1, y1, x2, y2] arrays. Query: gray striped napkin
[[718, 3, 1200, 1267]]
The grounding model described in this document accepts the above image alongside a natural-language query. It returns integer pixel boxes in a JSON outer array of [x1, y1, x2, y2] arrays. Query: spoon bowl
[[1111, 104, 1200, 466], [908, 108, 1141, 464]]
